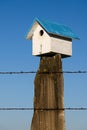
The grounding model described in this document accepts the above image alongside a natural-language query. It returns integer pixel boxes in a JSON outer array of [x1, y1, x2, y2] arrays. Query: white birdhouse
[[26, 18, 79, 58]]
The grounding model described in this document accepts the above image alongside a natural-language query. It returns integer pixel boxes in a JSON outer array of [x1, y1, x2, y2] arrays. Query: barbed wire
[[0, 71, 87, 75], [0, 107, 87, 111], [0, 71, 87, 111]]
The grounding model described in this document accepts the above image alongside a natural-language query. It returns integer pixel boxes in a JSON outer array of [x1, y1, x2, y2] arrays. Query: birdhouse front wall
[[32, 24, 51, 55]]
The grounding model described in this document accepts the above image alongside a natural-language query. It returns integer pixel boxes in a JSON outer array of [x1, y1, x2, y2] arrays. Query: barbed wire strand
[[0, 107, 87, 111], [0, 71, 87, 75]]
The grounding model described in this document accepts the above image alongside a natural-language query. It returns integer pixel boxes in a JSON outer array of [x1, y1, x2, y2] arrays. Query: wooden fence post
[[30, 54, 65, 130]]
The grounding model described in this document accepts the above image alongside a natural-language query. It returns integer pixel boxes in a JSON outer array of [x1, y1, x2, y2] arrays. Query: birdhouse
[[26, 18, 79, 58]]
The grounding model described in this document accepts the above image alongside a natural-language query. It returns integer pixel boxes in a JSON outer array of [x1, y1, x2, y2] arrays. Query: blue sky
[[0, 0, 87, 130]]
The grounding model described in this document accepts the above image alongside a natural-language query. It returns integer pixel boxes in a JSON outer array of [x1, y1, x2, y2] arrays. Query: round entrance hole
[[39, 30, 44, 36]]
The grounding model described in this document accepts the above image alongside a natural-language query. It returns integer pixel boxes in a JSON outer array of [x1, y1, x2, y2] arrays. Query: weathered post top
[[26, 18, 79, 58]]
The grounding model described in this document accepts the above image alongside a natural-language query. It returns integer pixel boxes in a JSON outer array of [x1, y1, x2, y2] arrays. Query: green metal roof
[[35, 18, 79, 39]]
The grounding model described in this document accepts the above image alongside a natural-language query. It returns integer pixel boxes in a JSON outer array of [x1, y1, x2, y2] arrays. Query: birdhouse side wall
[[32, 24, 51, 56], [50, 37, 72, 56]]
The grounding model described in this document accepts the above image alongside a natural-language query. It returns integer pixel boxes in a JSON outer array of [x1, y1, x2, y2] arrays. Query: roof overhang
[[26, 21, 38, 40]]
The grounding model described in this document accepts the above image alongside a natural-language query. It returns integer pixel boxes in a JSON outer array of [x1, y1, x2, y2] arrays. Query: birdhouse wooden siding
[[26, 18, 79, 58], [51, 36, 72, 57]]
